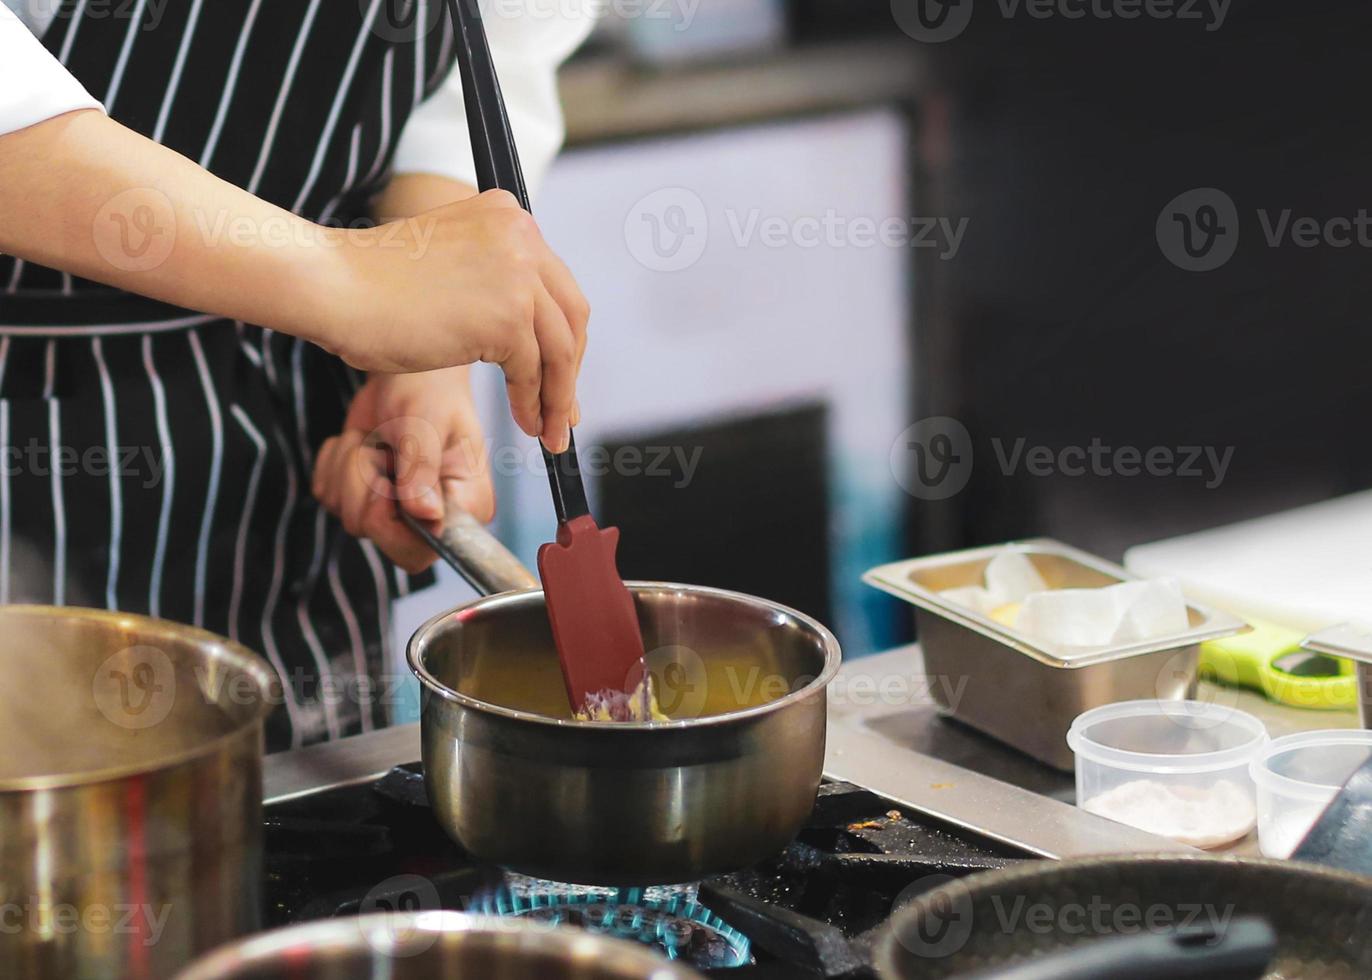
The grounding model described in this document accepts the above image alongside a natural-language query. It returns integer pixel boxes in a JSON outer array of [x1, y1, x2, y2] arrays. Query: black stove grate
[[264, 766, 1035, 978]]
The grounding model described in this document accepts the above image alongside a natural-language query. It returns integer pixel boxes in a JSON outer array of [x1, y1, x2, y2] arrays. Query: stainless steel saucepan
[[406, 505, 842, 886], [175, 912, 703, 979], [0, 606, 278, 980]]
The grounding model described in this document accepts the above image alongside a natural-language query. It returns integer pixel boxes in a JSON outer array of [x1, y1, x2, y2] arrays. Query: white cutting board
[[1124, 490, 1372, 632]]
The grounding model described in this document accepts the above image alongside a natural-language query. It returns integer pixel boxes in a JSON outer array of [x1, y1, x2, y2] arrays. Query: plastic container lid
[[1067, 700, 1269, 774], [1250, 729, 1372, 801]]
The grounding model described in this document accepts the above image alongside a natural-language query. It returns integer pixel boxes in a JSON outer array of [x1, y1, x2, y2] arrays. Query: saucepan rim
[[0, 604, 280, 793], [406, 581, 842, 731]]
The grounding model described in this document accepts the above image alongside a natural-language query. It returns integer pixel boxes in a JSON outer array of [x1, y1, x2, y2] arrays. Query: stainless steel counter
[[825, 647, 1359, 859], [265, 721, 419, 805], [823, 648, 1196, 858]]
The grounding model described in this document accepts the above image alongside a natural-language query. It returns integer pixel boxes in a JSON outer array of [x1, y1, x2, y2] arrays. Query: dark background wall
[[904, 0, 1372, 560]]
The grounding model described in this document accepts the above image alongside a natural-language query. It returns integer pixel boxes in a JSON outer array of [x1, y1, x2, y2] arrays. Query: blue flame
[[472, 883, 751, 967]]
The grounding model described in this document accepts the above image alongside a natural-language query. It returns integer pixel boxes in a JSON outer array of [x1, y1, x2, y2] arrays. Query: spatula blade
[[538, 514, 647, 712]]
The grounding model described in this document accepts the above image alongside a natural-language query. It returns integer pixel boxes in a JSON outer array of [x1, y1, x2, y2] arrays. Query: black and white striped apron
[[0, 0, 459, 750]]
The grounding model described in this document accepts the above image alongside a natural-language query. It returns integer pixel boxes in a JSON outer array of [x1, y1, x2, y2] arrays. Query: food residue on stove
[[847, 811, 906, 832], [575, 674, 669, 722]]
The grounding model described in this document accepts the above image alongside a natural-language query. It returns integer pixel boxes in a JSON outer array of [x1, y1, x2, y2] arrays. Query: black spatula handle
[[444, 0, 589, 524]]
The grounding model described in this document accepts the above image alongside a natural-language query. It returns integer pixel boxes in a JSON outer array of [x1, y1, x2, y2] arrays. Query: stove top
[[264, 764, 1036, 978]]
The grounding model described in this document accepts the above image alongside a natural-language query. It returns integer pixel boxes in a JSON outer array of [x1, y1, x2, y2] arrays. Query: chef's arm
[[0, 109, 350, 343], [373, 173, 480, 220], [0, 110, 586, 447], [364, 173, 482, 407]]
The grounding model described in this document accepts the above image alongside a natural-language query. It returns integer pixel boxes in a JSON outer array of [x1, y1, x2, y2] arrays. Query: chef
[[0, 0, 592, 749]]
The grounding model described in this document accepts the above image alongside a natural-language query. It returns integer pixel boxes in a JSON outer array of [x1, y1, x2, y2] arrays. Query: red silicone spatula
[[445, 0, 647, 714]]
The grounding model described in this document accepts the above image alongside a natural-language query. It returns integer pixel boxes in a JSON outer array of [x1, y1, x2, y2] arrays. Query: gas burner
[[266, 768, 1037, 978], [476, 883, 752, 970]]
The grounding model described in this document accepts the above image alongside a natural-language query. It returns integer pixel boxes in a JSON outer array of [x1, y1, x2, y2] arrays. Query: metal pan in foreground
[[175, 912, 703, 979]]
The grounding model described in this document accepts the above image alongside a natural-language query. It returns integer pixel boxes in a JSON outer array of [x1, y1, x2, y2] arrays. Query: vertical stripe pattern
[[47, 398, 65, 605], [141, 335, 175, 618], [0, 400, 9, 605], [187, 332, 223, 626], [0, 0, 457, 748], [92, 338, 123, 609]]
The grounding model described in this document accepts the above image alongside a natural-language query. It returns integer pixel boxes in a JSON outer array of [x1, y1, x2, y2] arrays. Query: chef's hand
[[311, 368, 494, 574], [324, 191, 587, 453]]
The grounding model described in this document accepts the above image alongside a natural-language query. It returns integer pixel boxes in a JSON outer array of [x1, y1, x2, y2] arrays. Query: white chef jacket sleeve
[[391, 0, 594, 197], [0, 6, 104, 137]]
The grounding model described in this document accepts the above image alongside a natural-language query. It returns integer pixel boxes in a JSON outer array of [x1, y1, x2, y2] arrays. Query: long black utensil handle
[[443, 0, 589, 524], [959, 917, 1276, 980]]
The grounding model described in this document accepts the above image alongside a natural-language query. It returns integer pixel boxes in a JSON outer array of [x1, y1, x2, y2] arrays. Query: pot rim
[[174, 911, 704, 979], [406, 581, 842, 731], [0, 605, 280, 793]]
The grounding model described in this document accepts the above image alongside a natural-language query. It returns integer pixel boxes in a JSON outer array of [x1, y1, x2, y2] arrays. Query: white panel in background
[[393, 107, 915, 696]]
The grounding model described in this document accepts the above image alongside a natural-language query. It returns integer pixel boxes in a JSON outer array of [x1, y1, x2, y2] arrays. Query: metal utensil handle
[[398, 503, 538, 597], [444, 0, 590, 525], [382, 444, 536, 596]]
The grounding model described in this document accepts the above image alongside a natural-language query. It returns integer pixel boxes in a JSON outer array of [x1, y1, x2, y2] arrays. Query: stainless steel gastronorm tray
[[864, 539, 1248, 769], [1304, 623, 1372, 728]]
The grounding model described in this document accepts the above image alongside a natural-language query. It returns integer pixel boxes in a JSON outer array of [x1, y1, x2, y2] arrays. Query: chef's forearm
[[367, 173, 481, 387], [0, 109, 348, 345], [371, 172, 480, 223]]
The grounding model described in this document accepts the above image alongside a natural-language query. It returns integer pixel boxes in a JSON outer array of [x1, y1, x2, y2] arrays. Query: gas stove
[[258, 649, 1190, 976], [264, 763, 1033, 978]]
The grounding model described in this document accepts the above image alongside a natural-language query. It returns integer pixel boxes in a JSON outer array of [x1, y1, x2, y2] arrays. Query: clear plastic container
[[1066, 700, 1268, 847], [1250, 729, 1372, 858]]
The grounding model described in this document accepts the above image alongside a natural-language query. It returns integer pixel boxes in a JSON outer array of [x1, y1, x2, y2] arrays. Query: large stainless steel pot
[[407, 509, 841, 885], [0, 606, 278, 980], [175, 911, 704, 979]]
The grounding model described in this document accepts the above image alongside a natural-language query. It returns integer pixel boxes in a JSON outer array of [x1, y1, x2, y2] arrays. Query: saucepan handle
[[381, 443, 537, 596], [396, 493, 539, 598]]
